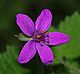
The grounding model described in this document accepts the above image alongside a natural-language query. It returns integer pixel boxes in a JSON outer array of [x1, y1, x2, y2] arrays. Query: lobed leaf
[[0, 45, 30, 74], [53, 12, 80, 64]]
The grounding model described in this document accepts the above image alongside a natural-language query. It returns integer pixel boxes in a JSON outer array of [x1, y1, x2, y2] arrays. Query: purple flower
[[16, 9, 70, 65]]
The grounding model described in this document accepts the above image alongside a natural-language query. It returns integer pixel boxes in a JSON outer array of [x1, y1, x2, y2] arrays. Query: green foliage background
[[0, 0, 80, 74]]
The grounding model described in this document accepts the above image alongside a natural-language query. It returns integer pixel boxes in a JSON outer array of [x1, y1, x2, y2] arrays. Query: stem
[[49, 65, 54, 74], [36, 53, 45, 74], [45, 65, 54, 74], [36, 54, 40, 74]]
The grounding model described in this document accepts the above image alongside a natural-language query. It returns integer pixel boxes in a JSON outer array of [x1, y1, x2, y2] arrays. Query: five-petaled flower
[[16, 9, 70, 65]]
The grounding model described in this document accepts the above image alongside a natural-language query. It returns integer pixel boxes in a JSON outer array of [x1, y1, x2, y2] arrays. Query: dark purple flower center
[[33, 31, 49, 44]]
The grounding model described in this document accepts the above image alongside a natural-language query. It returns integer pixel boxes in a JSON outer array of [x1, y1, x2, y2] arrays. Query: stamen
[[41, 30, 45, 33], [45, 32, 48, 34], [40, 40, 44, 43], [36, 35, 41, 38], [45, 37, 50, 44]]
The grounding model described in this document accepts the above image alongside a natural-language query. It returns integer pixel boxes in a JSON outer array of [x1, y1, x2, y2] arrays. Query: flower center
[[33, 31, 49, 44], [33, 33, 44, 42], [36, 35, 41, 39]]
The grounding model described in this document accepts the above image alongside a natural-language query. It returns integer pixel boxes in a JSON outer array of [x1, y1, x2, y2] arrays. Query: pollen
[[40, 40, 44, 43], [36, 35, 41, 38], [41, 30, 45, 33], [45, 32, 48, 34]]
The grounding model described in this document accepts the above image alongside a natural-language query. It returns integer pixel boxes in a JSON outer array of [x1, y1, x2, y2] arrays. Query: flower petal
[[36, 42, 54, 65], [48, 32, 70, 45], [18, 40, 36, 64], [16, 14, 35, 36], [35, 9, 52, 32]]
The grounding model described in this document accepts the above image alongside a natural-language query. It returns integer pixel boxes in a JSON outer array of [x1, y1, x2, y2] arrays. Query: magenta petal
[[48, 32, 70, 45], [16, 14, 35, 36], [36, 42, 54, 65], [35, 9, 52, 32], [18, 40, 36, 64]]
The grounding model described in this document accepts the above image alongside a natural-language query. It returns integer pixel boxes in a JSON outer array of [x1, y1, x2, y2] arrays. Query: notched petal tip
[[43, 60, 54, 65], [64, 35, 70, 43], [16, 13, 23, 18], [18, 57, 26, 64], [42, 9, 52, 14], [43, 54, 54, 65]]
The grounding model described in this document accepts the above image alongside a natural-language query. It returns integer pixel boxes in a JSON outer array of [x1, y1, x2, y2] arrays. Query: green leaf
[[53, 12, 80, 64], [0, 45, 30, 74]]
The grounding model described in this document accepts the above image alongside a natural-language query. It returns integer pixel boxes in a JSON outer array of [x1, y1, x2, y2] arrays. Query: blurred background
[[0, 0, 80, 74]]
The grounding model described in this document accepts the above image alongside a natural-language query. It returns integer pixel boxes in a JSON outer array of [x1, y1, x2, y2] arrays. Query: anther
[[41, 30, 45, 33], [36, 35, 41, 38], [45, 32, 48, 34], [40, 40, 44, 43]]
